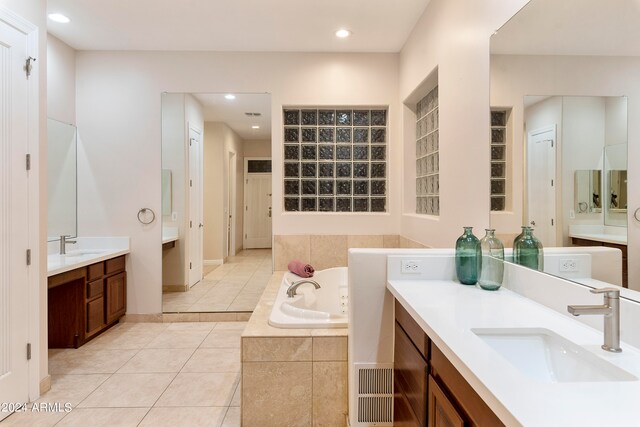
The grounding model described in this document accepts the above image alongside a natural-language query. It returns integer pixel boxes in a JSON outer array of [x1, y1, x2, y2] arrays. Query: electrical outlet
[[559, 258, 578, 272], [401, 259, 423, 274], [569, 209, 575, 219], [171, 212, 178, 221]]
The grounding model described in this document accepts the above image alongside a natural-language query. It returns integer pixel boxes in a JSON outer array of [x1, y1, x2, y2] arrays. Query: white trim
[[0, 5, 41, 402], [203, 259, 223, 266]]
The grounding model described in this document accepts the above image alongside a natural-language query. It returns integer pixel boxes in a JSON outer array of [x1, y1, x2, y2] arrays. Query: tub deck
[[241, 271, 348, 427]]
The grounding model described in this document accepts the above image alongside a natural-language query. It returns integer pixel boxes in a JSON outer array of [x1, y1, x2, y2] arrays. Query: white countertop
[[387, 279, 640, 427], [162, 226, 178, 244], [569, 231, 627, 245], [47, 237, 130, 277]]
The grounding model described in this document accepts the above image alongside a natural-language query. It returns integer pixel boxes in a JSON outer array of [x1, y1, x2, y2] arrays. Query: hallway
[[163, 249, 272, 313]]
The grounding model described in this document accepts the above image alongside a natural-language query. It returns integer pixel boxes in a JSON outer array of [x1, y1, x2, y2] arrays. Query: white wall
[[76, 51, 400, 314], [203, 122, 225, 261], [398, 0, 529, 248], [46, 35, 75, 125], [244, 139, 271, 158]]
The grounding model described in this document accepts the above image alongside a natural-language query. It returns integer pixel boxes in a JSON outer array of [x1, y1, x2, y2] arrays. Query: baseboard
[[204, 259, 223, 266], [163, 284, 189, 292], [39, 375, 51, 395]]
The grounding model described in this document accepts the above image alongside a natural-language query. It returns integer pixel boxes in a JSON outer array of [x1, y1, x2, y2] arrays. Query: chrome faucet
[[59, 235, 77, 255], [287, 280, 321, 298], [568, 287, 622, 353]]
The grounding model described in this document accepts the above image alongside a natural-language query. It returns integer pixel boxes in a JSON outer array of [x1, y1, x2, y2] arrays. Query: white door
[[244, 158, 272, 249], [188, 127, 203, 287], [527, 125, 557, 247], [0, 11, 33, 418]]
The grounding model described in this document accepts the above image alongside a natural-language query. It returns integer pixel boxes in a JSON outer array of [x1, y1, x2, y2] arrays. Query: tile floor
[[163, 249, 272, 313], [1, 321, 245, 427]]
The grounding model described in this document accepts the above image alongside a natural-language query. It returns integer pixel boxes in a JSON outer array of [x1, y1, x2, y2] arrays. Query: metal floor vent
[[355, 363, 393, 426]]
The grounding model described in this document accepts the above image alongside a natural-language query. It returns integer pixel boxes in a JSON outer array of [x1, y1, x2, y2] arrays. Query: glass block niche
[[490, 108, 511, 211], [283, 107, 388, 212], [416, 86, 439, 215]]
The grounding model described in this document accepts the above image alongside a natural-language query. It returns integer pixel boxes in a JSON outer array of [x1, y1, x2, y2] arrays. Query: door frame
[[187, 125, 203, 287], [243, 157, 272, 249], [526, 124, 557, 246], [0, 5, 40, 401], [226, 151, 237, 258]]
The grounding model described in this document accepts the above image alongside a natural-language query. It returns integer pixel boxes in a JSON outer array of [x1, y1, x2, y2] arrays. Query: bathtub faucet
[[287, 280, 321, 298]]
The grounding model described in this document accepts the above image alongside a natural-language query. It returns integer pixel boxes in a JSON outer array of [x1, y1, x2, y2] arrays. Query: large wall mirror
[[161, 92, 273, 313], [490, 0, 638, 292], [47, 118, 77, 241]]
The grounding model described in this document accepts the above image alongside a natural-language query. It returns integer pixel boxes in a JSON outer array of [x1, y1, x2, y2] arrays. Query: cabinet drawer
[[395, 300, 429, 359], [106, 256, 126, 275], [86, 279, 104, 300], [431, 344, 504, 427], [87, 262, 104, 281], [394, 322, 428, 426]]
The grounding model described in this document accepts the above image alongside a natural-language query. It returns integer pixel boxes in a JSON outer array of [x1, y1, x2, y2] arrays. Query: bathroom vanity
[[48, 239, 130, 348], [386, 255, 640, 426]]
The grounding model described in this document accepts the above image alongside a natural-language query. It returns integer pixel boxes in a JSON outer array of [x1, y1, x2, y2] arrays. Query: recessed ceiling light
[[48, 13, 71, 23], [335, 29, 351, 38], [224, 94, 236, 100], [251, 125, 260, 129]]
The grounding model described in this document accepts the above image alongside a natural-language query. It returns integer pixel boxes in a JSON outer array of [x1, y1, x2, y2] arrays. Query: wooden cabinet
[[394, 299, 504, 427], [571, 237, 628, 287], [48, 256, 127, 348]]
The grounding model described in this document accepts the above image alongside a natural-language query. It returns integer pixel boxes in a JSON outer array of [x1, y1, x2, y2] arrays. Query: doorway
[[188, 126, 203, 288], [527, 125, 557, 246], [243, 158, 273, 249]]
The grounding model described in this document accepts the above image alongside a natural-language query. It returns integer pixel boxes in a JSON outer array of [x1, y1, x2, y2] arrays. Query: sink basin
[[63, 249, 107, 258], [472, 328, 637, 383]]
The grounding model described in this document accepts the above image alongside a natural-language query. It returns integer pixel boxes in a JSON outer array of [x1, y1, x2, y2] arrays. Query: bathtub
[[268, 267, 348, 328]]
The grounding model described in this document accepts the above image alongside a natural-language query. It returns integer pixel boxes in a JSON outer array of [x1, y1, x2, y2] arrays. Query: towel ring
[[137, 208, 156, 225], [634, 208, 640, 223]]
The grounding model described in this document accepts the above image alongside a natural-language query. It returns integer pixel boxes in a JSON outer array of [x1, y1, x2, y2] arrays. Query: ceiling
[[191, 93, 271, 140], [491, 0, 640, 56], [47, 0, 430, 52]]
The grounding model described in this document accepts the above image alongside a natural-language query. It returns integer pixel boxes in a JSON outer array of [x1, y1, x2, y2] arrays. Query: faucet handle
[[590, 287, 620, 299]]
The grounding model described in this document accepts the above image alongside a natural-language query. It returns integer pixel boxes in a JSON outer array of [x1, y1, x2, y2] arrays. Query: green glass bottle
[[513, 227, 542, 271], [478, 229, 504, 291], [532, 228, 544, 271], [455, 227, 480, 285]]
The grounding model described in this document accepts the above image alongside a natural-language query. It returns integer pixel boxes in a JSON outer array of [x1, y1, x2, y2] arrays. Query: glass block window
[[416, 86, 439, 215], [490, 108, 511, 211], [283, 107, 388, 212]]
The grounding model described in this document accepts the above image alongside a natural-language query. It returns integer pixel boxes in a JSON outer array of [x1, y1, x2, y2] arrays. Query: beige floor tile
[[167, 322, 217, 331], [118, 348, 195, 373], [200, 329, 242, 348], [181, 348, 240, 373], [214, 322, 247, 331], [37, 374, 110, 407], [230, 382, 241, 407], [221, 407, 240, 427], [161, 303, 195, 313], [56, 408, 149, 427], [187, 302, 231, 312], [48, 349, 137, 375], [84, 327, 166, 350], [155, 373, 238, 407], [78, 373, 175, 408], [138, 407, 226, 427], [0, 410, 66, 426], [227, 293, 262, 311], [145, 330, 209, 349]]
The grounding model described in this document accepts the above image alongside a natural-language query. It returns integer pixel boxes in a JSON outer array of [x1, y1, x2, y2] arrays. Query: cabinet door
[[86, 296, 105, 337], [105, 272, 126, 324], [395, 322, 428, 426], [428, 375, 464, 427]]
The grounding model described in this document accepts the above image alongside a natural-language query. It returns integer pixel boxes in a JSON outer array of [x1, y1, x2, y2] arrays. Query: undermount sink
[[472, 328, 637, 383], [63, 249, 107, 258]]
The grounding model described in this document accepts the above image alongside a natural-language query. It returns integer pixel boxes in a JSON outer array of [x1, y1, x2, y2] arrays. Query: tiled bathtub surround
[[283, 107, 388, 213], [241, 273, 348, 427], [273, 234, 423, 271]]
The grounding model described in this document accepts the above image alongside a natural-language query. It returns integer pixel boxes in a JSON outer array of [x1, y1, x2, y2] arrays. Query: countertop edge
[[568, 232, 627, 246], [47, 249, 130, 277]]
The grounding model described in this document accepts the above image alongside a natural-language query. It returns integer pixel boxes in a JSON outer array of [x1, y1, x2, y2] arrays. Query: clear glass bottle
[[455, 227, 480, 285], [478, 229, 504, 291]]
